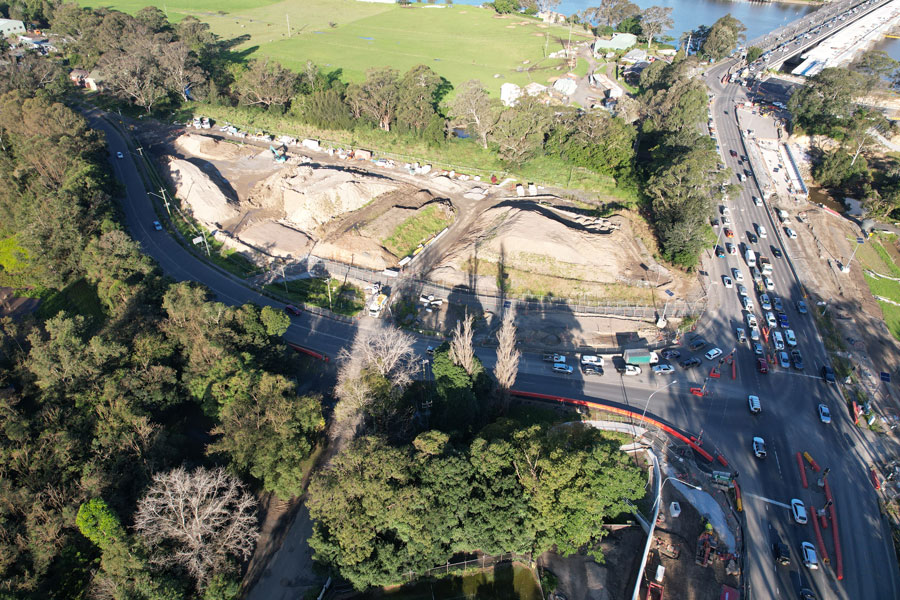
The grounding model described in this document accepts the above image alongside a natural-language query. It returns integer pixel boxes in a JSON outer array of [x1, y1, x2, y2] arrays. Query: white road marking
[[743, 493, 791, 509]]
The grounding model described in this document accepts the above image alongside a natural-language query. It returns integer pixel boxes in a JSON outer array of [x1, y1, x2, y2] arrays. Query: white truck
[[745, 248, 757, 268], [368, 293, 388, 317]]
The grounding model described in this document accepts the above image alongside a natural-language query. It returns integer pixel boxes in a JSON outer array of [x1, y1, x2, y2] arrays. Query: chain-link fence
[[260, 254, 708, 320]]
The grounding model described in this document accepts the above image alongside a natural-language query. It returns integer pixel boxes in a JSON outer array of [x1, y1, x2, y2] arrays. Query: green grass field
[[77, 0, 587, 94], [384, 205, 453, 258], [856, 234, 900, 340]]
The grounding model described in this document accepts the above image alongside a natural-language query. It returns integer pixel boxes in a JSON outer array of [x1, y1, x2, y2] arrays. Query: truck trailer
[[622, 349, 659, 365]]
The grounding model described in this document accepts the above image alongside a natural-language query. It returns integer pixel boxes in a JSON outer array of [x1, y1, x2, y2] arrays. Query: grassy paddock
[[76, 0, 586, 95], [265, 277, 364, 316]]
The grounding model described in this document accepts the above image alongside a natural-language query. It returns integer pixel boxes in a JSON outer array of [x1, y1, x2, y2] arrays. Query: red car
[[724, 228, 735, 238], [284, 305, 302, 316], [730, 149, 738, 157], [757, 357, 768, 374]]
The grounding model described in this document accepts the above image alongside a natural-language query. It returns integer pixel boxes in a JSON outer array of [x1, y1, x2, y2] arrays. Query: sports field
[[77, 0, 588, 93]]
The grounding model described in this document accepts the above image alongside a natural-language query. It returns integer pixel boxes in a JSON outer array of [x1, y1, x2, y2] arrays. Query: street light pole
[[638, 379, 679, 437], [631, 476, 701, 600]]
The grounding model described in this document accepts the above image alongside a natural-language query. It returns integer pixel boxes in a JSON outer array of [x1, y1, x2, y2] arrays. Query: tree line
[[0, 89, 324, 598]]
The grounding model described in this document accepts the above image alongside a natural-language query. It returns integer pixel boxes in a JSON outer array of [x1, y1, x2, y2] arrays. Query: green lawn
[[379, 562, 541, 600], [384, 205, 453, 258], [77, 0, 586, 94], [265, 277, 364, 316]]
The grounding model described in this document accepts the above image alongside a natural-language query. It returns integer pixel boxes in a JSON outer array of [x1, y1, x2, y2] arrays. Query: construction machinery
[[269, 145, 287, 163]]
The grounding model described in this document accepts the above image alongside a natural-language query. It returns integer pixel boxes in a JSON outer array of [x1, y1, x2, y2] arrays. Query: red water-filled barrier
[[287, 343, 329, 362], [870, 467, 882, 490], [796, 453, 808, 488], [810, 505, 830, 565]]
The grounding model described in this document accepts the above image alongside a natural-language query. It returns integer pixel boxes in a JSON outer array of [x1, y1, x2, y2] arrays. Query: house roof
[[593, 33, 637, 51]]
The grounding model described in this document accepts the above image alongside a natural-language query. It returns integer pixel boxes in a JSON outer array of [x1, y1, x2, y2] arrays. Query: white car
[[748, 395, 761, 413], [752, 436, 767, 458], [737, 284, 748, 297], [766, 311, 777, 328], [785, 329, 797, 346], [818, 403, 832, 424], [705, 347, 723, 361], [801, 542, 818, 570], [753, 196, 763, 206], [773, 331, 785, 350], [791, 499, 808, 524], [553, 363, 573, 374], [581, 355, 605, 367], [741, 296, 753, 311], [760, 294, 771, 311], [623, 364, 642, 376], [732, 268, 744, 282], [756, 224, 768, 238], [722, 215, 731, 226], [746, 313, 758, 329], [764, 277, 775, 291], [722, 206, 731, 215], [785, 227, 797, 239], [652, 364, 675, 374], [750, 327, 760, 341], [723, 275, 733, 288]]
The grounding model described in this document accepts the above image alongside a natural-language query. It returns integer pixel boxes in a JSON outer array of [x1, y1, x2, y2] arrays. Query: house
[[18, 34, 48, 48], [536, 10, 566, 24], [621, 48, 648, 64], [0, 18, 25, 38], [593, 33, 637, 55], [85, 69, 104, 91], [500, 82, 522, 107], [69, 68, 90, 87], [353, 148, 373, 160]]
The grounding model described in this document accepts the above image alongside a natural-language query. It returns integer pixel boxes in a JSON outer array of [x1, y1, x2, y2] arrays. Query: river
[[547, 0, 900, 61]]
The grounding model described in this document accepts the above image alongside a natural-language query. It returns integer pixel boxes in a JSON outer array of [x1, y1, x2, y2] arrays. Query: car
[[723, 275, 733, 288], [284, 304, 303, 316], [785, 227, 797, 239], [688, 336, 708, 351], [623, 364, 642, 376], [661, 349, 681, 360], [751, 266, 762, 282], [752, 436, 767, 458], [785, 329, 797, 346], [758, 357, 769, 373], [741, 155, 748, 162], [705, 347, 723, 361], [760, 294, 771, 310], [800, 542, 818, 570], [726, 242, 737, 255], [721, 215, 731, 226], [730, 149, 738, 157], [748, 232, 758, 244], [766, 311, 777, 328], [753, 196, 763, 207], [818, 403, 832, 423], [750, 327, 761, 342], [778, 351, 790, 368], [426, 345, 435, 355], [737, 283, 747, 296], [773, 331, 785, 350], [773, 540, 791, 566], [791, 349, 804, 370], [722, 206, 731, 215], [680, 357, 702, 369], [772, 246, 783, 258], [581, 363, 602, 376], [796, 300, 809, 314], [736, 327, 747, 343], [777, 312, 790, 328], [753, 341, 764, 355], [764, 276, 775, 291], [756, 224, 768, 238], [715, 245, 726, 258], [724, 228, 735, 238], [732, 268, 744, 282], [553, 363, 574, 375], [773, 297, 784, 312], [748, 395, 761, 414], [116, 151, 124, 159], [153, 220, 163, 231], [746, 313, 758, 328], [823, 364, 836, 383], [653, 364, 675, 374], [791, 499, 808, 524], [741, 296, 753, 311]]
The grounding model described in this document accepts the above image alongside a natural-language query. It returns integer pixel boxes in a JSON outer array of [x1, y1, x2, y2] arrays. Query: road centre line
[[743, 493, 791, 509]]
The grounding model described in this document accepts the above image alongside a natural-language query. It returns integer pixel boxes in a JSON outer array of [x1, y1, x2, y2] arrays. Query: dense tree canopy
[[699, 15, 745, 60]]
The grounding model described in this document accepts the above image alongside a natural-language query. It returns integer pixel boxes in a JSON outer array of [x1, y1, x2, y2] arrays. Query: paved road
[[94, 86, 900, 600], [702, 62, 900, 600]]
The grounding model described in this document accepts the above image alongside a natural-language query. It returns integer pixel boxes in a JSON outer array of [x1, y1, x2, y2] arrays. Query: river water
[[550, 0, 900, 61]]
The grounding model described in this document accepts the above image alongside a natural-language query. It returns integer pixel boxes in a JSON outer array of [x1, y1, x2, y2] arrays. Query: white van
[[745, 249, 757, 268]]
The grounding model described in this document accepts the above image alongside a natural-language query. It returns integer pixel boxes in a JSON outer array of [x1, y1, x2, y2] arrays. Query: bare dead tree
[[134, 466, 259, 584], [493, 309, 520, 406], [353, 323, 417, 387], [159, 40, 204, 102], [449, 312, 476, 376]]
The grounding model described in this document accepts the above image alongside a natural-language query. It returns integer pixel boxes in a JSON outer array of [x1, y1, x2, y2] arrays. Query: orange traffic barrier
[[709, 368, 721, 378], [718, 454, 729, 467], [851, 401, 859, 424], [733, 479, 743, 512], [804, 452, 821, 472], [820, 513, 828, 529], [691, 387, 704, 396], [797, 452, 809, 488], [831, 500, 843, 580], [870, 467, 882, 490], [732, 360, 736, 380], [810, 505, 830, 565]]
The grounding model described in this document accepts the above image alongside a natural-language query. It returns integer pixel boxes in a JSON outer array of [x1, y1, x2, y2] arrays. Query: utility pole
[[281, 264, 288, 293]]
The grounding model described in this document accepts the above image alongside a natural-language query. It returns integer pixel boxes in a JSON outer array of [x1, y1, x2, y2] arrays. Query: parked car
[[764, 276, 775, 291], [741, 296, 753, 310], [756, 224, 768, 238], [766, 311, 777, 328], [661, 349, 681, 360], [748, 232, 759, 244], [752, 196, 763, 206], [652, 364, 676, 374], [796, 300, 809, 314], [760, 294, 772, 311], [726, 242, 737, 255], [757, 357, 769, 373], [724, 228, 735, 238], [732, 268, 744, 282], [723, 275, 733, 288], [715, 245, 726, 258], [778, 312, 790, 328], [737, 284, 748, 296], [581, 363, 602, 376], [778, 351, 790, 368], [791, 350, 804, 370], [689, 337, 708, 351], [680, 357, 702, 369], [623, 364, 642, 376], [773, 331, 785, 350], [284, 305, 303, 316], [818, 403, 832, 424], [705, 347, 723, 361], [753, 341, 763, 355], [791, 499, 808, 524], [752, 436, 767, 458], [746, 313, 758, 329], [736, 327, 747, 343], [785, 329, 797, 346], [773, 297, 784, 312], [785, 227, 798, 239], [553, 363, 574, 375]]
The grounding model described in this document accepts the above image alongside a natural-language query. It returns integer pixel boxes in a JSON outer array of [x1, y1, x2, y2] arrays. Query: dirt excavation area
[[161, 131, 699, 303]]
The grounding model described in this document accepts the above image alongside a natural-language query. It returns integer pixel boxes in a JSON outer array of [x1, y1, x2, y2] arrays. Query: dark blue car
[[777, 312, 789, 328]]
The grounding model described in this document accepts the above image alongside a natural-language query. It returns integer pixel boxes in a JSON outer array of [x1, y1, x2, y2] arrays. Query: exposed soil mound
[[238, 221, 313, 258], [175, 133, 254, 161], [165, 158, 239, 228], [438, 203, 645, 286], [246, 165, 398, 231]]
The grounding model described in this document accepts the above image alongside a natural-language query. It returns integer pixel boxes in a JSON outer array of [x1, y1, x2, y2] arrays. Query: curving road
[[93, 86, 900, 600]]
